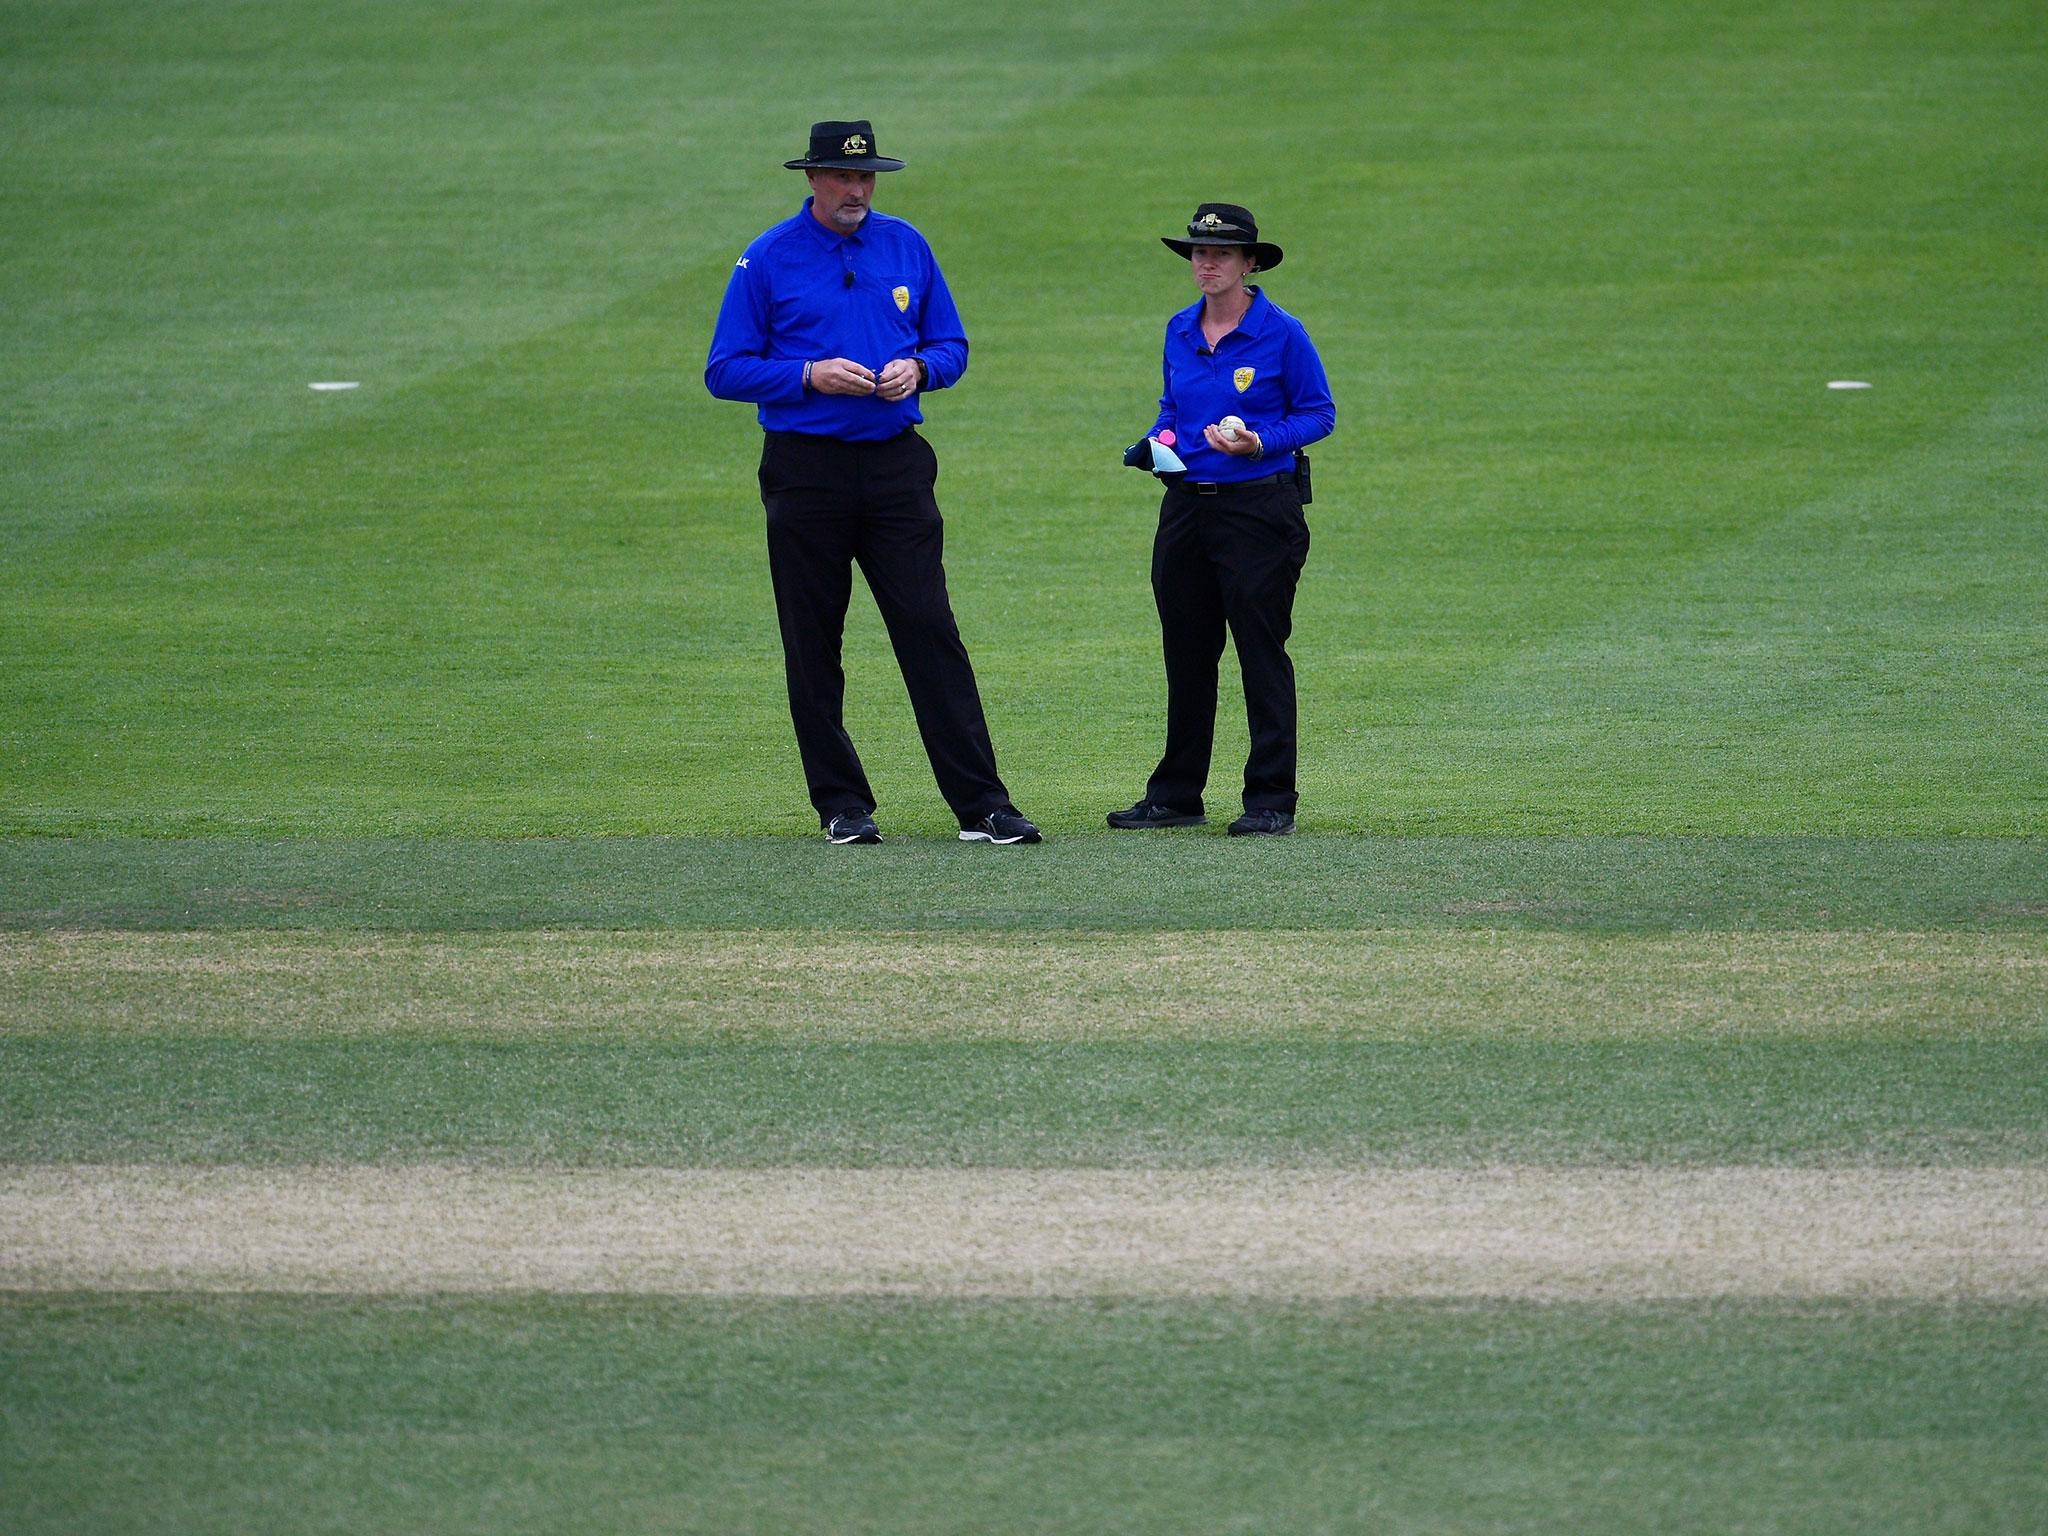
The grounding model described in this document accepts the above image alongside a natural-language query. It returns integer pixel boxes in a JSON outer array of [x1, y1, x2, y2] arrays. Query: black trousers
[[1145, 478, 1311, 815], [758, 428, 1010, 828]]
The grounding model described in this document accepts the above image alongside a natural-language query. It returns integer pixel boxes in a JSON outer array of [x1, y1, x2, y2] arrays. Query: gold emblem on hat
[[1234, 367, 1256, 393], [842, 133, 869, 155], [892, 285, 910, 313]]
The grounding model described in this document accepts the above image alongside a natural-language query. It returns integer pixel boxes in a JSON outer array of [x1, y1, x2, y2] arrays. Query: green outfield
[[3, 0, 2045, 1531]]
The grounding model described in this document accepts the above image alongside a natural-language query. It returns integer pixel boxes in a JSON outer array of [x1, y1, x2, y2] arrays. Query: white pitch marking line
[[1827, 380, 1873, 390], [309, 381, 360, 391]]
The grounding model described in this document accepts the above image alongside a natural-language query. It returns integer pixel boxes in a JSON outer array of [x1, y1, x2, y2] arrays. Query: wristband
[[802, 360, 814, 392]]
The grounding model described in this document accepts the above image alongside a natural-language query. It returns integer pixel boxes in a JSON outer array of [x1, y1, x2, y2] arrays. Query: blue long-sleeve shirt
[[1148, 287, 1334, 482], [705, 198, 968, 442]]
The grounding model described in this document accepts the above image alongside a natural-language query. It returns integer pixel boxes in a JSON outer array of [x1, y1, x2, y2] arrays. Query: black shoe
[[959, 807, 1042, 844], [1227, 809, 1295, 837], [1106, 799, 1207, 829], [825, 811, 881, 844]]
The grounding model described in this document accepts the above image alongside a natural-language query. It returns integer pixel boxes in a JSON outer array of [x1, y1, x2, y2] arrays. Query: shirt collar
[[1169, 285, 1269, 340], [798, 196, 865, 249]]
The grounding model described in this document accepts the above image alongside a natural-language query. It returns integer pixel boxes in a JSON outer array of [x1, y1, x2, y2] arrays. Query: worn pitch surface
[[7, 1165, 2045, 1298]]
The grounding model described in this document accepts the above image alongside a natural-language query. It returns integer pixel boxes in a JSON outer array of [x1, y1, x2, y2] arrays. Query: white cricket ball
[[1218, 415, 1245, 441]]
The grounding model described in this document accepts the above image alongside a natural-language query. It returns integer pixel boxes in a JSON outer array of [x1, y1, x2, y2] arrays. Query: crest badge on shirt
[[892, 285, 910, 313], [1233, 367, 1256, 393]]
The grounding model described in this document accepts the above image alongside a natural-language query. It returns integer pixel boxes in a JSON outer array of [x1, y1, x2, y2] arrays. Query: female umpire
[[1110, 204, 1335, 836]]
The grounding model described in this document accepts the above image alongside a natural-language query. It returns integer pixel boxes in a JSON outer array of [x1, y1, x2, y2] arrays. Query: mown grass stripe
[[7, 1293, 2044, 1535], [4, 834, 2045, 932], [6, 1165, 2042, 1299], [6, 927, 2043, 1041], [9, 1036, 2042, 1170]]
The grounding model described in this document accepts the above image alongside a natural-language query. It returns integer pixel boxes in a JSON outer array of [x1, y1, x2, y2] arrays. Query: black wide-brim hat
[[1161, 202, 1284, 270], [784, 119, 905, 172]]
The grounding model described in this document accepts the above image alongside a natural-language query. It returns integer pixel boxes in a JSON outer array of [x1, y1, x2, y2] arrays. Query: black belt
[[1184, 474, 1284, 495], [763, 426, 920, 448]]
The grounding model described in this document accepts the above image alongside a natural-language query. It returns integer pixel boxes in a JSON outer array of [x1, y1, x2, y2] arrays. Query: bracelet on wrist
[[801, 360, 814, 392]]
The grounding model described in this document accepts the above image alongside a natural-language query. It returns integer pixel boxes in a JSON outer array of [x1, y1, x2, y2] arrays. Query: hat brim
[[786, 156, 906, 172], [1161, 236, 1283, 270]]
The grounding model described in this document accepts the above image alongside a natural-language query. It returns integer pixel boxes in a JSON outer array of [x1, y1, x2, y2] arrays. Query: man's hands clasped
[[809, 357, 923, 401]]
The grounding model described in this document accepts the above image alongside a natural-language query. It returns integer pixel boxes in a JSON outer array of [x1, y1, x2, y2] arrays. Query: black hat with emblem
[[1160, 203, 1284, 270], [784, 120, 905, 173]]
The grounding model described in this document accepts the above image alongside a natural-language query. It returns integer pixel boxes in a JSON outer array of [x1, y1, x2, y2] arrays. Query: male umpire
[[706, 120, 1041, 846]]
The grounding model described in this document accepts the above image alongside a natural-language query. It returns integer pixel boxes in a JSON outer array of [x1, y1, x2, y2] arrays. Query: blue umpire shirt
[[705, 197, 968, 442], [1148, 286, 1335, 483]]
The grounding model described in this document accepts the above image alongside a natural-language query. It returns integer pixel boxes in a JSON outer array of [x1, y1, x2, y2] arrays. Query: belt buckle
[[1194, 482, 1219, 496]]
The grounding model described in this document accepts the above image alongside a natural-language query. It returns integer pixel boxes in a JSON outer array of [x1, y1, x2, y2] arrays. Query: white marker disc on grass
[[309, 381, 360, 391], [1826, 381, 1872, 390]]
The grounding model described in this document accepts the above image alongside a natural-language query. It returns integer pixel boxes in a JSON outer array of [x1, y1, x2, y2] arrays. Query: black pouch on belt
[[1292, 449, 1313, 506]]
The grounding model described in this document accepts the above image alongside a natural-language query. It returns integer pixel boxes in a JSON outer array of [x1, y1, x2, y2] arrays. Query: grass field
[[4, 0, 2046, 1531]]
